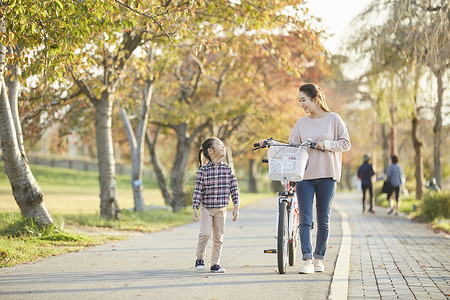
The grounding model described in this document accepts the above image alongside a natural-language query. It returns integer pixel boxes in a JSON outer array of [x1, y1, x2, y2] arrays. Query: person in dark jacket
[[358, 154, 375, 214]]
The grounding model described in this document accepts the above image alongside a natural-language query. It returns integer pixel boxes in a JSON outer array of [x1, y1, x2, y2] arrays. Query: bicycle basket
[[268, 146, 308, 181]]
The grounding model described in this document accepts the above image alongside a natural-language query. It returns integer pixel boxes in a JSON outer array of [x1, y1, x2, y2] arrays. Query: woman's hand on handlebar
[[253, 138, 272, 151], [316, 140, 325, 150]]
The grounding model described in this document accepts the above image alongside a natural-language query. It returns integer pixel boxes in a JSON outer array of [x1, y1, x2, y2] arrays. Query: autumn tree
[[349, 0, 449, 193], [141, 2, 328, 210], [0, 0, 118, 224], [67, 1, 203, 218]]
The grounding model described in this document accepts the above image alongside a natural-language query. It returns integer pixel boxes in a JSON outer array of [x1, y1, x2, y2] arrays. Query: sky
[[305, 0, 373, 54]]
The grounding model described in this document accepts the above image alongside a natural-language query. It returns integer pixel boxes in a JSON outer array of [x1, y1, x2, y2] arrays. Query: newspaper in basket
[[268, 145, 309, 181]]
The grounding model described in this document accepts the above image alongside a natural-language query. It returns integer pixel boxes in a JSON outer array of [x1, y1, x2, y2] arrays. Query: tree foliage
[[344, 0, 449, 193]]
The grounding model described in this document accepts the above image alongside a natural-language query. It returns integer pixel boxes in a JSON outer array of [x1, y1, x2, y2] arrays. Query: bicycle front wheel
[[277, 200, 289, 274]]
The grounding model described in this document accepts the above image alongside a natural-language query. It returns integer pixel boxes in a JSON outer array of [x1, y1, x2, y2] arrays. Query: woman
[[386, 154, 404, 216], [289, 83, 351, 274]]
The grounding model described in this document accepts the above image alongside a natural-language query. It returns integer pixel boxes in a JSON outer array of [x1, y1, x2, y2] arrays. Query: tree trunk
[[120, 107, 145, 211], [412, 116, 423, 199], [170, 124, 191, 212], [389, 104, 397, 156], [146, 128, 172, 206], [248, 159, 257, 193], [0, 47, 53, 224], [119, 81, 154, 211], [432, 68, 444, 188], [371, 109, 377, 170], [147, 116, 210, 212], [411, 70, 423, 200], [96, 90, 120, 220], [344, 163, 352, 190], [381, 123, 390, 172], [226, 144, 235, 175]]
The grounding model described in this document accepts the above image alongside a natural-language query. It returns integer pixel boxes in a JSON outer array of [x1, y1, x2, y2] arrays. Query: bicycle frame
[[254, 137, 323, 273], [277, 180, 299, 247]]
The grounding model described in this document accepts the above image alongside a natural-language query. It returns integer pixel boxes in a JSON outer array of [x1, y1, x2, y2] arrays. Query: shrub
[[420, 190, 450, 222]]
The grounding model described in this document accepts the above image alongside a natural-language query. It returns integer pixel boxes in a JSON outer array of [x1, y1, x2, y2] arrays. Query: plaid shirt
[[192, 161, 240, 209]]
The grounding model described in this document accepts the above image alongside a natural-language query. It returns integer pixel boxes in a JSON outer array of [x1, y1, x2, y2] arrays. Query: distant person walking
[[358, 154, 375, 214], [192, 137, 240, 273], [386, 155, 404, 215]]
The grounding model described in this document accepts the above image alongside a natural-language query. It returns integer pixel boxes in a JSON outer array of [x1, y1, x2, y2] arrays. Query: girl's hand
[[232, 206, 239, 222], [193, 208, 199, 222]]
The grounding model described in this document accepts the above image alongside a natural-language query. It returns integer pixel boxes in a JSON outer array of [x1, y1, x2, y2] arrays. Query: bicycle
[[253, 138, 324, 274]]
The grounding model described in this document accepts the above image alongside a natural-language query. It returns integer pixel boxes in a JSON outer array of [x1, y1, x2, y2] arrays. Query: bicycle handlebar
[[252, 137, 325, 152]]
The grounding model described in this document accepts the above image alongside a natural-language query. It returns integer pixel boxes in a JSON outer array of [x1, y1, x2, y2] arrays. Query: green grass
[[0, 162, 274, 267], [0, 213, 121, 267], [374, 184, 449, 233], [375, 193, 420, 214]]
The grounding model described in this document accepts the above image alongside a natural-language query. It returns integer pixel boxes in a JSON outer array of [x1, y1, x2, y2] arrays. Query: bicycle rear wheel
[[277, 200, 289, 274]]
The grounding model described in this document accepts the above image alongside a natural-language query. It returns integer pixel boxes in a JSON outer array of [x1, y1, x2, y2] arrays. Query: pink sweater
[[289, 112, 351, 182]]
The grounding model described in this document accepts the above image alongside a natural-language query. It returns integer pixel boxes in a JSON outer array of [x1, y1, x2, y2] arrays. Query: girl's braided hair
[[197, 137, 217, 167]]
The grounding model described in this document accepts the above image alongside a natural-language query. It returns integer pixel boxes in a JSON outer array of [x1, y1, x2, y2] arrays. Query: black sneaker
[[195, 259, 205, 270], [210, 264, 226, 273]]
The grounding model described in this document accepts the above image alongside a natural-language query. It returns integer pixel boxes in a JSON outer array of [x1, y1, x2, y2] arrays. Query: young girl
[[193, 137, 240, 273]]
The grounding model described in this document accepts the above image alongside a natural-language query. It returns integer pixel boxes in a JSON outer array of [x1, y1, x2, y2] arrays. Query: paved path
[[342, 194, 450, 299], [1, 192, 449, 299]]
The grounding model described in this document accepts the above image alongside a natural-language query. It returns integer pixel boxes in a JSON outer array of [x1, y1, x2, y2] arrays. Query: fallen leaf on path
[[137, 293, 144, 296], [204, 276, 211, 278], [243, 265, 250, 267]]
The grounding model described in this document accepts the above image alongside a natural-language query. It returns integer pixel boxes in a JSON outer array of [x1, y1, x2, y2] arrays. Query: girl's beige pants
[[196, 206, 227, 265]]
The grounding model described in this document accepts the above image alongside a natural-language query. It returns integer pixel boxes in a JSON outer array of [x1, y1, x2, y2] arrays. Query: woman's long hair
[[299, 83, 330, 112]]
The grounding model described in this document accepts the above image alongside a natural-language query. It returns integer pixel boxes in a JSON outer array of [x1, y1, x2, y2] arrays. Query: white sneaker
[[314, 259, 324, 272], [210, 264, 226, 273], [195, 259, 205, 270], [298, 259, 314, 274]]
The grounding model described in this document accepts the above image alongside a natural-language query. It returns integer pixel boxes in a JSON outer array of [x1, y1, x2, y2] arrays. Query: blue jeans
[[296, 178, 336, 260]]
